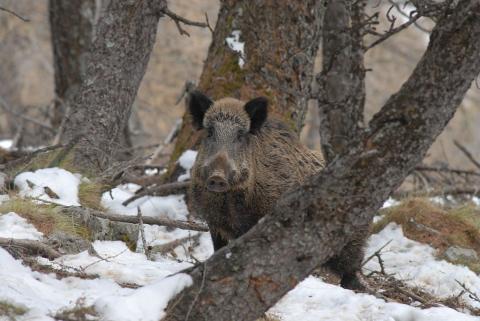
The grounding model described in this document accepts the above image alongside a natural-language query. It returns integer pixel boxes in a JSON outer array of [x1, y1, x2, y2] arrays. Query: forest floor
[[0, 146, 479, 321]]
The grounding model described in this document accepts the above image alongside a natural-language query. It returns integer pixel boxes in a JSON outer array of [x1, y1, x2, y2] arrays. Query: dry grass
[[0, 300, 27, 321], [0, 197, 89, 238], [375, 198, 480, 272], [78, 181, 105, 210]]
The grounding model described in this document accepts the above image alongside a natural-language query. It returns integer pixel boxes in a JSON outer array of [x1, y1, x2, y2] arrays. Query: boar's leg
[[211, 232, 228, 251], [326, 235, 368, 290]]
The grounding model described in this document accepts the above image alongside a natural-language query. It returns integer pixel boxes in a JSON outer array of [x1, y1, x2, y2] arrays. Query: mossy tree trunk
[[59, 0, 167, 174], [166, 0, 325, 179]]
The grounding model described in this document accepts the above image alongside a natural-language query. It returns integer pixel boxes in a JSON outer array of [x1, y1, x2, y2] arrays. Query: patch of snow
[[0, 212, 43, 240], [0, 247, 131, 320], [270, 276, 477, 321], [95, 273, 192, 321], [14, 167, 81, 206], [101, 183, 188, 220], [0, 139, 12, 150], [225, 30, 245, 68], [0, 194, 10, 204], [365, 222, 480, 309], [177, 149, 198, 182], [40, 240, 192, 286], [472, 196, 480, 206], [381, 197, 399, 209]]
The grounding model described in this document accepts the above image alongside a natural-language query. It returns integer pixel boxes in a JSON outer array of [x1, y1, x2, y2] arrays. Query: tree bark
[[316, 1, 366, 164], [49, 0, 96, 128], [165, 0, 324, 179], [60, 0, 166, 173], [162, 2, 480, 321]]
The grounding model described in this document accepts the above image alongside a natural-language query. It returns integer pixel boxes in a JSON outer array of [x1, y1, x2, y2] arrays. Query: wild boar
[[188, 91, 366, 289]]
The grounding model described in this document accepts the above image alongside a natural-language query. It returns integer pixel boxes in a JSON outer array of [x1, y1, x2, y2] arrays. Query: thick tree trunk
[[60, 0, 166, 173], [316, 1, 366, 163], [165, 0, 324, 179], [49, 0, 96, 128], [162, 2, 480, 321]]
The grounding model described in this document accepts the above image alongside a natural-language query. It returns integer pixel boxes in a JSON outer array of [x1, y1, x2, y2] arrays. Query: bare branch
[[453, 140, 480, 170], [161, 7, 209, 37], [0, 96, 55, 133], [122, 181, 190, 206], [0, 6, 30, 22], [366, 12, 422, 50]]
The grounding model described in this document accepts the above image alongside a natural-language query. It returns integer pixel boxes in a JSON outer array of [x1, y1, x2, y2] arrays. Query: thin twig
[[362, 240, 392, 266], [0, 96, 55, 132], [453, 140, 480, 170], [161, 7, 209, 37], [366, 13, 422, 50], [122, 181, 190, 206], [137, 207, 152, 260], [415, 165, 480, 177], [0, 6, 30, 22], [455, 280, 480, 304]]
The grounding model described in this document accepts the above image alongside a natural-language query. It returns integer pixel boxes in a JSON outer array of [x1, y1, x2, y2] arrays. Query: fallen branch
[[455, 280, 480, 304], [151, 233, 201, 256], [122, 181, 190, 206], [62, 206, 208, 232], [0, 237, 61, 259]]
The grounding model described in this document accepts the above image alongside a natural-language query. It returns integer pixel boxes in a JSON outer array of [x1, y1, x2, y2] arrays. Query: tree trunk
[[162, 2, 480, 321], [60, 0, 166, 173], [316, 0, 366, 164], [49, 0, 96, 129], [165, 0, 324, 179]]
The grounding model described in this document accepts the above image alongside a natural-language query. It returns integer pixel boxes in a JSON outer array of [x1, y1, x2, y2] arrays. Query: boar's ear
[[188, 90, 214, 129], [244, 97, 268, 133]]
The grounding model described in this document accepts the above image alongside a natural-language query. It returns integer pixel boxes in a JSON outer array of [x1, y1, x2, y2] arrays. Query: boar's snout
[[206, 171, 229, 193]]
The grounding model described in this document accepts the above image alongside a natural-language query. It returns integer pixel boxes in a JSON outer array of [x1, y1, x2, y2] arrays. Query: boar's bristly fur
[[189, 91, 367, 290]]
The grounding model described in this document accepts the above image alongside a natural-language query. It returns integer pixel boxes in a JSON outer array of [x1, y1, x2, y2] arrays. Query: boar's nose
[[206, 174, 229, 193]]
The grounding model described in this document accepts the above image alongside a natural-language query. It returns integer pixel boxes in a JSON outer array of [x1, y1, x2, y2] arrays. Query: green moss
[[0, 197, 88, 238], [0, 300, 27, 320]]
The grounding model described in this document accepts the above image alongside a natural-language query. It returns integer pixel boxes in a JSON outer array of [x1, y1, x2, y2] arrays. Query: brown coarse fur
[[189, 94, 367, 289]]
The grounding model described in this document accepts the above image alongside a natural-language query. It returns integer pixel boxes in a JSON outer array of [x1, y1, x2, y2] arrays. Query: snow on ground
[[14, 167, 81, 206], [39, 240, 192, 286], [2, 165, 480, 320], [95, 273, 192, 321], [270, 276, 477, 321], [101, 183, 188, 220], [365, 222, 480, 309], [177, 149, 197, 182], [0, 139, 12, 150], [0, 212, 43, 240]]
